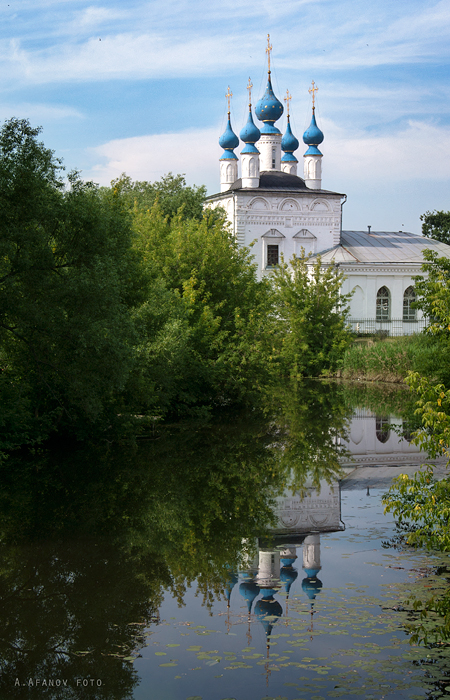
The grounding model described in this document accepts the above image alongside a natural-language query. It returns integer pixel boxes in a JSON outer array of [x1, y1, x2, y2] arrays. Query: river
[[1, 381, 449, 699]]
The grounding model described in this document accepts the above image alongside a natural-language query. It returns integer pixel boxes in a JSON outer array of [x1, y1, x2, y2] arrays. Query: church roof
[[230, 171, 308, 190], [315, 230, 450, 265], [206, 170, 344, 197]]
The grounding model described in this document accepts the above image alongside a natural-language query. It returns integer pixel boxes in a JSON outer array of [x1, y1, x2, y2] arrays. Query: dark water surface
[[1, 381, 450, 699]]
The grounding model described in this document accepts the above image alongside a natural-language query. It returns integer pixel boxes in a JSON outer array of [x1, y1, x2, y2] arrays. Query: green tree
[[269, 251, 353, 377], [0, 118, 139, 451], [381, 249, 450, 644], [110, 172, 208, 222], [413, 248, 450, 334], [420, 209, 450, 245], [126, 202, 271, 414]]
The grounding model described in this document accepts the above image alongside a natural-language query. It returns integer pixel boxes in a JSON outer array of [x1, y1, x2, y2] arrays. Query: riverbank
[[339, 333, 445, 383]]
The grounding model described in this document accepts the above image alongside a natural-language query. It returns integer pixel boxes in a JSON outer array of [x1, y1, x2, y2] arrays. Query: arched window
[[403, 286, 416, 321], [376, 286, 390, 321], [376, 416, 390, 443]]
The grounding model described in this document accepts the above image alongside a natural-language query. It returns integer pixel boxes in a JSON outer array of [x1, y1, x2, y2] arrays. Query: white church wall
[[339, 409, 431, 468], [342, 267, 425, 332]]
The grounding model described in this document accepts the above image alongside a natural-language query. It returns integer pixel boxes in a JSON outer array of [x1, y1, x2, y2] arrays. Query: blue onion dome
[[301, 576, 323, 601], [303, 108, 324, 147], [240, 108, 260, 145], [280, 565, 298, 596], [224, 571, 239, 605], [282, 118, 299, 153], [280, 556, 296, 567], [219, 115, 239, 160], [255, 594, 283, 638], [239, 580, 260, 613], [255, 74, 284, 131]]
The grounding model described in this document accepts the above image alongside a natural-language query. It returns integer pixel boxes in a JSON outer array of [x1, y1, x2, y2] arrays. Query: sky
[[2, 0, 450, 233]]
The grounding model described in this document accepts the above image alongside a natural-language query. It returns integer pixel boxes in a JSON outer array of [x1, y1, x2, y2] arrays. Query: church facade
[[205, 40, 450, 335]]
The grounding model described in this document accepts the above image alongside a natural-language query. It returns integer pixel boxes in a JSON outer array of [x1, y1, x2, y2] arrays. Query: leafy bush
[[269, 251, 353, 377]]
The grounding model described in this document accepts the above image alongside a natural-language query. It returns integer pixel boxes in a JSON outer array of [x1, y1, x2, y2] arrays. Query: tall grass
[[341, 334, 445, 383]]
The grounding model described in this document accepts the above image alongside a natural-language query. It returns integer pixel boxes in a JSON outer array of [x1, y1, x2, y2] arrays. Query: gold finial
[[247, 77, 253, 107], [284, 89, 292, 118], [309, 80, 318, 110], [266, 33, 272, 73], [225, 86, 233, 115]]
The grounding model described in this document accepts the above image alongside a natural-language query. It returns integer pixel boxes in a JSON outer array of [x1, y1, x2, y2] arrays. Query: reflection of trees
[[0, 541, 159, 699], [0, 410, 284, 698], [0, 382, 371, 697], [264, 379, 353, 490]]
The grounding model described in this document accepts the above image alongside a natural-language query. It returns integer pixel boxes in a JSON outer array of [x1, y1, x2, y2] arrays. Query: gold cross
[[247, 77, 253, 106], [266, 33, 272, 72], [309, 80, 318, 109], [284, 89, 292, 117], [225, 85, 233, 114]]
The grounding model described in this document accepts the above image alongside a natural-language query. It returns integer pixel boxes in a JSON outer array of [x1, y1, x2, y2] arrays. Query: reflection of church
[[224, 478, 341, 649], [205, 35, 450, 335], [340, 408, 447, 468]]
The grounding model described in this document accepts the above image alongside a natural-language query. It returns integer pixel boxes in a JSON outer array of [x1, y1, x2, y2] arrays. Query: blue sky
[[2, 0, 450, 233]]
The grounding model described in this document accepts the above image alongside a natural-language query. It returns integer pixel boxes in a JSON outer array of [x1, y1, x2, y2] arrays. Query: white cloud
[[2, 0, 450, 85], [1, 33, 249, 84], [86, 127, 220, 191], [0, 102, 83, 122], [69, 6, 130, 30], [325, 119, 450, 183], [86, 119, 450, 199]]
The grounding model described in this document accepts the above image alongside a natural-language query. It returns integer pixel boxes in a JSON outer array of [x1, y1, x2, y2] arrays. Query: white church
[[205, 38, 450, 336]]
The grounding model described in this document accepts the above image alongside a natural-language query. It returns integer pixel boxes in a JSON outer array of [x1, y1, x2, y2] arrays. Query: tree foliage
[[413, 249, 450, 334], [126, 201, 271, 414], [110, 172, 208, 222], [0, 119, 139, 451], [420, 209, 450, 245], [0, 118, 355, 456], [382, 248, 450, 644], [269, 251, 353, 377]]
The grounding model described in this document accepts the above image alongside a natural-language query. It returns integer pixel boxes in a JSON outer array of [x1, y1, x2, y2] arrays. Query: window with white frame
[[403, 286, 416, 321], [267, 245, 279, 267], [262, 229, 284, 269], [376, 286, 391, 321]]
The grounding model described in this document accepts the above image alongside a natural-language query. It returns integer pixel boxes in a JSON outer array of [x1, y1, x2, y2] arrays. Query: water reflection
[[225, 477, 344, 653], [342, 408, 427, 467], [0, 380, 429, 698]]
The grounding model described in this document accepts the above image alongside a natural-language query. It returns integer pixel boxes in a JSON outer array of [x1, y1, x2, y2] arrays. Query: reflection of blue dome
[[281, 557, 296, 567], [255, 75, 283, 127], [219, 116, 239, 160], [301, 576, 323, 601], [224, 572, 239, 604], [280, 566, 298, 596], [303, 110, 324, 147], [240, 109, 260, 145], [239, 580, 260, 613], [281, 119, 299, 154], [254, 593, 283, 638]]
